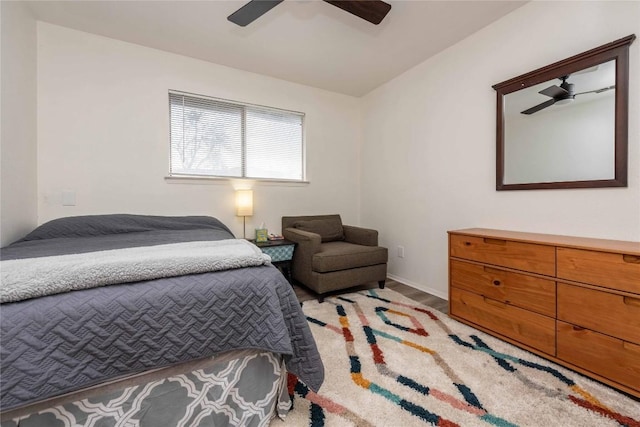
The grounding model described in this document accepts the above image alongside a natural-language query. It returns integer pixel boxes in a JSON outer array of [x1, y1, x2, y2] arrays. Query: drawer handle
[[464, 241, 472, 246], [623, 296, 640, 307], [622, 254, 640, 264], [572, 325, 585, 332], [493, 280, 502, 286], [484, 238, 506, 246]]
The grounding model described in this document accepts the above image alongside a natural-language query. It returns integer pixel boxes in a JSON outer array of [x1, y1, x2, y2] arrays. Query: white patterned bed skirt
[[0, 349, 290, 427]]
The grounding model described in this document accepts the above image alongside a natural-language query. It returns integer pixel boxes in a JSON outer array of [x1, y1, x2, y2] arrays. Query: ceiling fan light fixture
[[555, 97, 574, 106]]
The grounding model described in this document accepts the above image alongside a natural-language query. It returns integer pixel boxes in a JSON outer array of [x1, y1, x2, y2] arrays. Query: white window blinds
[[169, 92, 304, 181]]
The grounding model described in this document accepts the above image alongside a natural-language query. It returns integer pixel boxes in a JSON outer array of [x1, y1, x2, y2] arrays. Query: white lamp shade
[[235, 190, 253, 216]]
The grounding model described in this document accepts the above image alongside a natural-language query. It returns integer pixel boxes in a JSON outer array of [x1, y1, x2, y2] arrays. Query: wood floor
[[292, 277, 448, 314]]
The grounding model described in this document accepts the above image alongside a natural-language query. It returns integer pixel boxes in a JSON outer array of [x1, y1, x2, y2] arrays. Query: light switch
[[62, 190, 76, 206]]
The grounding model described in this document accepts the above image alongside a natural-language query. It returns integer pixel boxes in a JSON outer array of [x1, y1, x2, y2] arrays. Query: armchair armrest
[[343, 225, 378, 246], [283, 228, 322, 285], [283, 228, 322, 254]]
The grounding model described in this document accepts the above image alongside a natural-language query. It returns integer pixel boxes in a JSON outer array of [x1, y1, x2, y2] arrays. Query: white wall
[[37, 23, 362, 238], [0, 1, 38, 246], [361, 1, 640, 299]]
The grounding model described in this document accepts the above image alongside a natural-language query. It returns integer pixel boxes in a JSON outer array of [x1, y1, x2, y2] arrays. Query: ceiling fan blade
[[228, 0, 284, 27], [575, 85, 616, 96], [323, 0, 392, 25], [595, 85, 616, 93], [539, 85, 568, 98], [521, 98, 556, 115]]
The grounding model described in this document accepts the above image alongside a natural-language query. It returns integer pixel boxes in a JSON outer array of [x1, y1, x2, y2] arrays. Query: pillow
[[294, 218, 344, 242], [17, 214, 233, 242]]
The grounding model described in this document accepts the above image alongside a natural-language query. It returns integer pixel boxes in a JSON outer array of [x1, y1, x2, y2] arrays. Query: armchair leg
[[378, 280, 385, 289]]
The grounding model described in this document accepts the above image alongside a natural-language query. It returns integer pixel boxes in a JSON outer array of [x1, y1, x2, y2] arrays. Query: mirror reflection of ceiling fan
[[227, 0, 392, 27], [521, 75, 616, 115]]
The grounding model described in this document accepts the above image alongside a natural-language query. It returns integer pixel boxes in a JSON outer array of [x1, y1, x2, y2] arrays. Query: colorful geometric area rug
[[272, 288, 640, 427]]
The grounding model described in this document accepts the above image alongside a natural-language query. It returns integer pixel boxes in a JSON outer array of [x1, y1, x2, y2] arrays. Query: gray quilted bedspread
[[0, 215, 324, 410], [0, 266, 323, 411]]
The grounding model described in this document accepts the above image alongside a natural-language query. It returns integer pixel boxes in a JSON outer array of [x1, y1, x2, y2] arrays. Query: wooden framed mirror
[[493, 35, 635, 191]]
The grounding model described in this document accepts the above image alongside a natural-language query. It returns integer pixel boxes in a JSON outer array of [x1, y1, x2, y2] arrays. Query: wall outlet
[[397, 245, 405, 258]]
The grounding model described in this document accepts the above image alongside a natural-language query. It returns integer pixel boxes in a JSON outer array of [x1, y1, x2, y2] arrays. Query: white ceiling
[[26, 0, 526, 97]]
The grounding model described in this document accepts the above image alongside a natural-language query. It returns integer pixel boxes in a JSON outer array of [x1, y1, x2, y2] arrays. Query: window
[[169, 91, 304, 181]]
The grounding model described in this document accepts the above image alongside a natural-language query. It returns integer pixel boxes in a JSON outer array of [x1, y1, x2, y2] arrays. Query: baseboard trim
[[387, 274, 448, 301]]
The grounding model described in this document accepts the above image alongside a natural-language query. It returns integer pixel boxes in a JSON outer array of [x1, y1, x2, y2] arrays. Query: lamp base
[[243, 216, 247, 239]]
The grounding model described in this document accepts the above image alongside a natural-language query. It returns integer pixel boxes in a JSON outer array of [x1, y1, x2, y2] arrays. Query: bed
[[0, 214, 324, 426]]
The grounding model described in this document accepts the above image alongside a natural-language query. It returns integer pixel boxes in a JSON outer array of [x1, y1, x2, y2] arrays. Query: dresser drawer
[[557, 321, 640, 392], [450, 287, 556, 355], [450, 260, 556, 317], [558, 283, 640, 345], [450, 234, 555, 276], [557, 247, 640, 293]]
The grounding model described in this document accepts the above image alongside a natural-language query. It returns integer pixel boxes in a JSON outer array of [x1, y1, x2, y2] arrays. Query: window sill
[[164, 175, 310, 186]]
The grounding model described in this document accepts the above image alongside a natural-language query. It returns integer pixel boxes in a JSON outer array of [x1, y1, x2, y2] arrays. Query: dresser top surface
[[449, 228, 640, 255]]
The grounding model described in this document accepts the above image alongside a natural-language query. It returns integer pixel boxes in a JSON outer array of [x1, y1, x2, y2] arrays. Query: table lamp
[[235, 189, 253, 239]]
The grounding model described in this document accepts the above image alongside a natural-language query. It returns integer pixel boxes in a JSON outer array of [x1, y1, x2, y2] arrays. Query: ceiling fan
[[521, 75, 615, 115], [227, 0, 392, 27]]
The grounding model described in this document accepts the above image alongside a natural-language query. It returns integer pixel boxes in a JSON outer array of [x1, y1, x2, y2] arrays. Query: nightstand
[[250, 239, 296, 282]]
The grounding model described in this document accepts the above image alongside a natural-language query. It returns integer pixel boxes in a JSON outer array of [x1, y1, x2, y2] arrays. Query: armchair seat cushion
[[312, 241, 388, 273]]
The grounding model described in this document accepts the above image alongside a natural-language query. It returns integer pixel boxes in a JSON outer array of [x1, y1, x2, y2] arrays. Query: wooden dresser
[[448, 228, 640, 397]]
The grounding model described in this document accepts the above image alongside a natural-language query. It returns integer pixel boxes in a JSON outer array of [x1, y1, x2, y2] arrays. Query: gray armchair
[[282, 214, 388, 301]]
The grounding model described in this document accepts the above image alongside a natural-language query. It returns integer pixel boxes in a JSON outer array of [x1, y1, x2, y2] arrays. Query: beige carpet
[[273, 288, 640, 427]]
